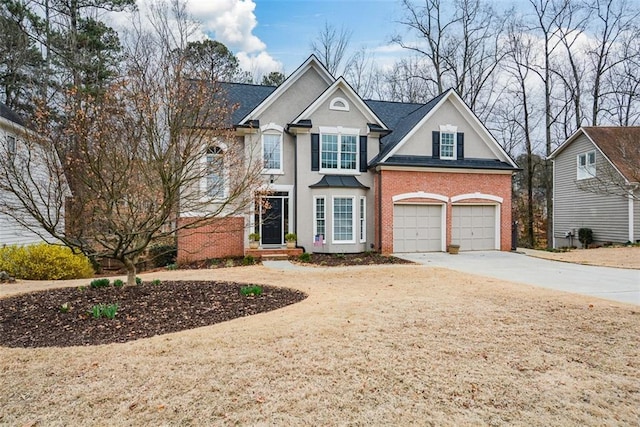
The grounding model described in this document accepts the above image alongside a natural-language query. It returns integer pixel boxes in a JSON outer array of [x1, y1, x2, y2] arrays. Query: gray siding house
[[549, 127, 640, 247]]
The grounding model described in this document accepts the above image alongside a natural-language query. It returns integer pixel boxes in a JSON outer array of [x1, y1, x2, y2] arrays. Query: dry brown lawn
[[1, 264, 639, 425], [521, 246, 640, 269]]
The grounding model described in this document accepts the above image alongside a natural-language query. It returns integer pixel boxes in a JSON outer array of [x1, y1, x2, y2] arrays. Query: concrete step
[[261, 253, 290, 261]]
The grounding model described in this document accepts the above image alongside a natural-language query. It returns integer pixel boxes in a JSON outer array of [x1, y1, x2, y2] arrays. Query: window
[[320, 126, 359, 172], [206, 146, 225, 198], [359, 197, 366, 243], [577, 151, 596, 180], [262, 133, 282, 172], [440, 132, 455, 159], [314, 196, 326, 242], [333, 196, 355, 243], [6, 135, 16, 155]]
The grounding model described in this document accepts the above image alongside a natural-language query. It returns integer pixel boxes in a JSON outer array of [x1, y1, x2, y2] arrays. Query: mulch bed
[[292, 252, 413, 267], [0, 281, 306, 348]]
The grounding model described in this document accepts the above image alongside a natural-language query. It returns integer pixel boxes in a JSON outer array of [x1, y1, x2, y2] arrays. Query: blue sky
[[251, 0, 404, 74]]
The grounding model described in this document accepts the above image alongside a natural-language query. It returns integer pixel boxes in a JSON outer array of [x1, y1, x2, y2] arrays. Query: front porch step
[[245, 248, 303, 259]]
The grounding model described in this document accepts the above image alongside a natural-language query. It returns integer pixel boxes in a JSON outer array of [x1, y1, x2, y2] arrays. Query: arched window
[[206, 146, 225, 198]]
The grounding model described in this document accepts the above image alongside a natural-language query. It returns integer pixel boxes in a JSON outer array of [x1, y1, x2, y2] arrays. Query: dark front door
[[262, 197, 283, 245]]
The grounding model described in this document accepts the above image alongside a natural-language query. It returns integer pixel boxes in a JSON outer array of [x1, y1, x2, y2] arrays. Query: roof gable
[[291, 77, 387, 128], [552, 127, 640, 183], [0, 102, 25, 127], [370, 89, 517, 168], [238, 55, 334, 125]]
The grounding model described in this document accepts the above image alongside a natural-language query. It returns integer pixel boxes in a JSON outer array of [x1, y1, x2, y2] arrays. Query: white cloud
[[237, 51, 283, 80]]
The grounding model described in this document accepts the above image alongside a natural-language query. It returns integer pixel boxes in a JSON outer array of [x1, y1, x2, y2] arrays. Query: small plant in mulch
[[240, 285, 263, 296], [298, 252, 311, 263], [90, 278, 111, 289], [152, 279, 162, 286], [89, 303, 119, 319], [290, 252, 413, 267], [136, 277, 142, 285], [59, 302, 71, 313], [113, 279, 124, 288]]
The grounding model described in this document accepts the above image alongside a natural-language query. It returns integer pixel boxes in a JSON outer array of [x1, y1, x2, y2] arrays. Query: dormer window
[[439, 124, 457, 160]]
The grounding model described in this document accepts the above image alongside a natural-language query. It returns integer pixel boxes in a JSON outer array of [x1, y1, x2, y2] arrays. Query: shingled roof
[[582, 127, 640, 183], [0, 102, 25, 127]]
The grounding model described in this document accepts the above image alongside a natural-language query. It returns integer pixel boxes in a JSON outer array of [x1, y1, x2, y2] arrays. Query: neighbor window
[[333, 196, 355, 243], [320, 127, 359, 172], [6, 135, 16, 155], [206, 146, 226, 198], [314, 196, 326, 242], [262, 133, 282, 172], [577, 151, 596, 180]]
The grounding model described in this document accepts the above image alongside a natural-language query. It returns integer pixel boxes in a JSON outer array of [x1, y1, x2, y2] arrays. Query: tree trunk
[[123, 257, 137, 286]]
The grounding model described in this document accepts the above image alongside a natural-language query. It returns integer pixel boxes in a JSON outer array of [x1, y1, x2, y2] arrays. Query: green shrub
[[242, 255, 255, 265], [578, 228, 594, 248], [135, 277, 142, 285], [0, 243, 94, 280], [90, 278, 111, 288], [90, 303, 119, 319], [113, 279, 124, 288], [148, 245, 177, 268], [298, 252, 311, 263], [240, 285, 263, 296], [152, 279, 161, 286]]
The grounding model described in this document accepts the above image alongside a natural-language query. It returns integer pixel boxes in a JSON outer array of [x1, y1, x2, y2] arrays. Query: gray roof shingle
[[0, 102, 25, 127], [218, 82, 277, 125]]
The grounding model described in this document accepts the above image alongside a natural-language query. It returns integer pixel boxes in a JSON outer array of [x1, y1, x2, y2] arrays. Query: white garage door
[[452, 205, 497, 251], [393, 204, 442, 252]]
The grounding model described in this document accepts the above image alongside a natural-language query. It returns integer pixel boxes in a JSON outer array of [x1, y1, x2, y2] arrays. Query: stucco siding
[[553, 133, 630, 247], [395, 99, 496, 159]]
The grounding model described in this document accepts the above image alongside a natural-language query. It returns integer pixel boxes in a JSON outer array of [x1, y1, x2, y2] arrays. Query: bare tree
[[0, 0, 264, 285], [310, 21, 352, 76]]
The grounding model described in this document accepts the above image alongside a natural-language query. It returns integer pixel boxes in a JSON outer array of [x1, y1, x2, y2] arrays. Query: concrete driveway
[[395, 251, 640, 305]]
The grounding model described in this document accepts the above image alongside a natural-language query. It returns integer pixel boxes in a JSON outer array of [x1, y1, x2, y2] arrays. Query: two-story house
[[177, 55, 518, 262]]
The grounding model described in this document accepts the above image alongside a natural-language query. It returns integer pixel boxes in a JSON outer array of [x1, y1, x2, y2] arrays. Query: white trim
[[495, 205, 501, 250], [380, 90, 517, 168], [255, 185, 294, 245], [201, 143, 229, 200], [629, 190, 635, 243], [359, 196, 366, 243], [313, 195, 327, 244], [291, 77, 387, 129], [451, 193, 503, 203], [260, 123, 284, 133], [332, 195, 356, 244], [392, 192, 449, 203], [329, 97, 350, 111], [552, 159, 556, 248], [239, 55, 334, 124], [439, 127, 457, 160]]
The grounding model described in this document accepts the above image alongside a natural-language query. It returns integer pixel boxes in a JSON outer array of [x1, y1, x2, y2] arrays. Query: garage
[[451, 205, 497, 250], [393, 204, 443, 252]]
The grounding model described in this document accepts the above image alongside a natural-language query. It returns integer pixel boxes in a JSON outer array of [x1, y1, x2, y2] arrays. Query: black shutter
[[432, 131, 440, 159], [457, 132, 464, 159], [311, 133, 320, 171], [359, 135, 368, 172]]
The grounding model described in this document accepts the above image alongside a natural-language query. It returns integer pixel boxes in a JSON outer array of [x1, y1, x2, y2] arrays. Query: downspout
[[377, 168, 383, 252], [629, 184, 638, 243]]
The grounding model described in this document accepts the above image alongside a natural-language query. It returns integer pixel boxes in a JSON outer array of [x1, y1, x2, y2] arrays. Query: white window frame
[[329, 97, 350, 111], [6, 135, 16, 155], [439, 124, 457, 160], [261, 123, 284, 175], [577, 150, 596, 180], [201, 143, 228, 200], [313, 196, 326, 243], [319, 126, 360, 174], [359, 196, 366, 243], [332, 196, 356, 244]]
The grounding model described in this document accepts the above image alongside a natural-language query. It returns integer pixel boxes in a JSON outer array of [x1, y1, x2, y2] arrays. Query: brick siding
[[377, 170, 513, 254], [177, 217, 245, 263]]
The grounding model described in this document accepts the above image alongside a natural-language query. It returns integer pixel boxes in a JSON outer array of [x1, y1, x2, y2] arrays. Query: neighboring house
[[0, 102, 53, 246], [549, 127, 640, 247], [177, 55, 518, 262]]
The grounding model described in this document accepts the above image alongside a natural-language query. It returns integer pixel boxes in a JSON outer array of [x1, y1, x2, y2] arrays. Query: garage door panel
[[393, 204, 442, 253], [452, 205, 496, 251]]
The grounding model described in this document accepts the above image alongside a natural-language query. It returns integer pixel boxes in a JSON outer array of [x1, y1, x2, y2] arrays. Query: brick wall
[[177, 216, 245, 263], [378, 170, 513, 253]]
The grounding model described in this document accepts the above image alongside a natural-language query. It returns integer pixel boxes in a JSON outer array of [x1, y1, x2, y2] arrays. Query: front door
[[259, 192, 289, 245]]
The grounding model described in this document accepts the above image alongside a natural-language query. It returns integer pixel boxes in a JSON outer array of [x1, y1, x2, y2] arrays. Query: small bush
[[298, 252, 311, 263], [225, 259, 235, 268], [113, 279, 124, 288], [240, 285, 263, 296], [166, 263, 178, 270], [242, 255, 256, 265], [148, 245, 177, 268], [135, 277, 142, 285], [90, 278, 110, 288], [59, 303, 70, 313], [578, 228, 594, 248], [0, 243, 94, 280], [90, 303, 119, 319], [152, 279, 161, 286]]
